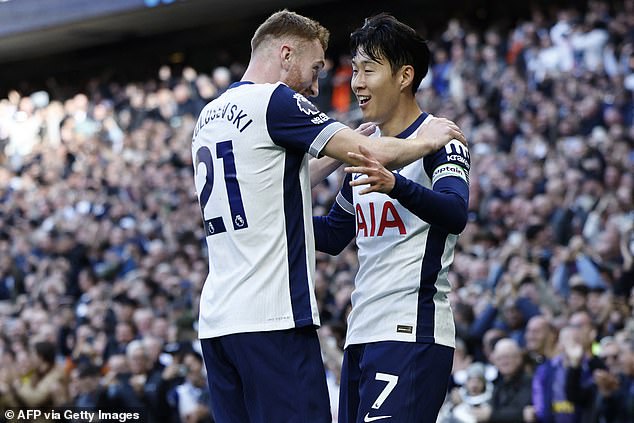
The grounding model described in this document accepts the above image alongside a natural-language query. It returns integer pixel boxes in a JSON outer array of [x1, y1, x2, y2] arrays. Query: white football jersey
[[192, 81, 346, 339], [345, 113, 469, 348]]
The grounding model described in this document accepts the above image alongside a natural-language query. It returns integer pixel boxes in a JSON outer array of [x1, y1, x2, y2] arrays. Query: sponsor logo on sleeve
[[293, 93, 320, 115], [293, 92, 330, 124], [444, 140, 470, 170]]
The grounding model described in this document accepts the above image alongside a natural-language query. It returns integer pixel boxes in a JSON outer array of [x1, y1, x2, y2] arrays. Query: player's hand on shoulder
[[417, 117, 466, 154], [345, 145, 395, 195]]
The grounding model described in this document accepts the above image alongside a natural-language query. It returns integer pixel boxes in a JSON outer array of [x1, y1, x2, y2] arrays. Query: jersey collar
[[228, 81, 254, 90], [395, 112, 429, 139]]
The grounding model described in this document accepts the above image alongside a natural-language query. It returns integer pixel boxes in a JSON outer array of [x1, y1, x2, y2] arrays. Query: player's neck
[[378, 98, 422, 138], [242, 54, 283, 85]]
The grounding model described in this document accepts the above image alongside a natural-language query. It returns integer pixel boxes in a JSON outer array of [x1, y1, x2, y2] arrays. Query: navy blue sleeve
[[388, 174, 469, 234], [266, 84, 347, 157], [313, 174, 356, 255], [388, 140, 470, 234]]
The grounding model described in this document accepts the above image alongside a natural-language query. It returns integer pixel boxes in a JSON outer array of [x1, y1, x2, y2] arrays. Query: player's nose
[[306, 79, 319, 97], [351, 74, 365, 92]]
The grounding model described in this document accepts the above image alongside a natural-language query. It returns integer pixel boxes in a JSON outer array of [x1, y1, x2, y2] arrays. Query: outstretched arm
[[322, 117, 465, 170]]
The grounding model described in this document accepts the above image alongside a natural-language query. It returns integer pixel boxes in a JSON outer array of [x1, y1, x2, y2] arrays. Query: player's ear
[[280, 45, 292, 71], [399, 65, 414, 92]]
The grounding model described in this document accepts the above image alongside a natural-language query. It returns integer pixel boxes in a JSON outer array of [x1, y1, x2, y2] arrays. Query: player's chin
[[359, 106, 373, 121]]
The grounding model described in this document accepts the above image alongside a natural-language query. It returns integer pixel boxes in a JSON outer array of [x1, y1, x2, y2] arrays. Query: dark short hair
[[34, 341, 57, 365], [350, 14, 430, 94], [570, 284, 590, 296], [251, 10, 329, 52]]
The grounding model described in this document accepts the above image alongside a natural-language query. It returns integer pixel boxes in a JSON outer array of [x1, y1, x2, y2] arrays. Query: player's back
[[191, 81, 320, 338]]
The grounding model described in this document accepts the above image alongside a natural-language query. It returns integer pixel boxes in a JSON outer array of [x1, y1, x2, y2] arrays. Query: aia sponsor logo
[[356, 201, 406, 237]]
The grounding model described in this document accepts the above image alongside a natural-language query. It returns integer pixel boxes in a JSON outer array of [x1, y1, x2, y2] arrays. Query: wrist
[[388, 173, 403, 197], [387, 172, 396, 194], [419, 139, 433, 157]]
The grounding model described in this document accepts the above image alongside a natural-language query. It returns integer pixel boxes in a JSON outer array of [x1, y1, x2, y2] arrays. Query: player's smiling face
[[285, 38, 325, 98], [351, 48, 403, 125]]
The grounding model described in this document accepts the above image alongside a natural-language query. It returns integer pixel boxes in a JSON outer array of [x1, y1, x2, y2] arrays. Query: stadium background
[[1, 0, 633, 422], [0, 0, 584, 96]]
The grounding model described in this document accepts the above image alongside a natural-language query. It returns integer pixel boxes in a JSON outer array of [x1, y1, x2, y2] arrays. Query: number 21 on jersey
[[195, 140, 248, 236]]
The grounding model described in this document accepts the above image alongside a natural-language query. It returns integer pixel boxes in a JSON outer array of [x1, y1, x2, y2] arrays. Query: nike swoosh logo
[[363, 413, 392, 422]]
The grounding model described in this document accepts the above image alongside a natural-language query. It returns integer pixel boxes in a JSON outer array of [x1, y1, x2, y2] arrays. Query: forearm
[[309, 156, 342, 188], [368, 137, 435, 169], [322, 128, 434, 170]]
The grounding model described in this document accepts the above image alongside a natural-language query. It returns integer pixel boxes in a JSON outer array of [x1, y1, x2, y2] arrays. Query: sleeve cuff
[[388, 172, 406, 198]]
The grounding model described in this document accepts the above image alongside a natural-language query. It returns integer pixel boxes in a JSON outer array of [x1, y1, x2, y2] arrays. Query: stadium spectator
[[533, 325, 587, 423], [438, 362, 494, 423], [170, 351, 213, 423], [5, 341, 68, 408], [594, 338, 634, 423], [99, 353, 143, 411], [69, 362, 103, 410], [524, 315, 557, 372], [478, 338, 533, 423]]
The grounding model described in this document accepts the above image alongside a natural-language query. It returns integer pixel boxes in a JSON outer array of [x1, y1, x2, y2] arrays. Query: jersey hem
[[345, 334, 455, 349], [198, 318, 318, 339]]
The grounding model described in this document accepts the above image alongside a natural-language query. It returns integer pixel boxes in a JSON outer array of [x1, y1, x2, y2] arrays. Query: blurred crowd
[[1, 1, 633, 422]]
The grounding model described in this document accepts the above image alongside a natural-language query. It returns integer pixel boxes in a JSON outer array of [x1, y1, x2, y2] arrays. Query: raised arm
[[321, 117, 464, 170]]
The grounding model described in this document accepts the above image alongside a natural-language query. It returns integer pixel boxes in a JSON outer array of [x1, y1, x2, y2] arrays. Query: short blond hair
[[251, 10, 329, 52]]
